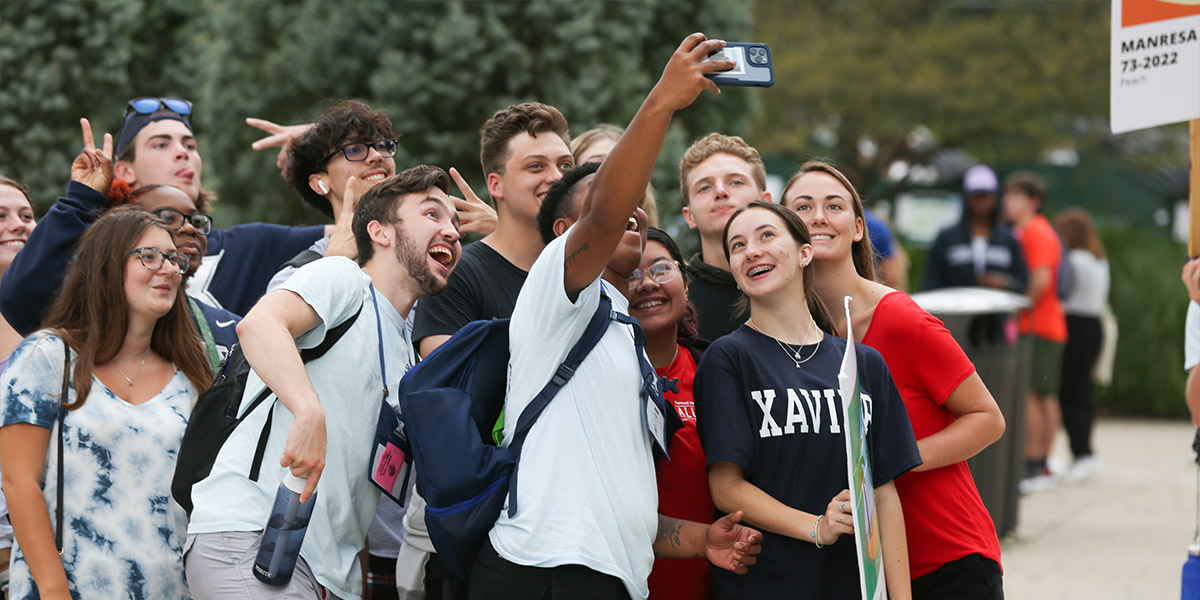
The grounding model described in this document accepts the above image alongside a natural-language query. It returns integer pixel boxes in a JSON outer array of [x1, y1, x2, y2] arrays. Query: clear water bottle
[[252, 472, 316, 585]]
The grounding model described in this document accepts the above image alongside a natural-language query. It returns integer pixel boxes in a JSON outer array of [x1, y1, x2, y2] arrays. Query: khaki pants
[[184, 531, 339, 599]]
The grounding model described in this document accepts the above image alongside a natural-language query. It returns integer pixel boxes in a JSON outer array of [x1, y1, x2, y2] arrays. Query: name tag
[[369, 402, 411, 505]]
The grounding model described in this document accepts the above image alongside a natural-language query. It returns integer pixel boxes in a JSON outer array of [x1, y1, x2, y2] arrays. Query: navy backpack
[[397, 293, 615, 579]]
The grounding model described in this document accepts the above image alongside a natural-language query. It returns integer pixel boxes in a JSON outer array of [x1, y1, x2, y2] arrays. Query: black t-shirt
[[686, 254, 747, 343], [412, 241, 527, 345], [694, 325, 920, 600]]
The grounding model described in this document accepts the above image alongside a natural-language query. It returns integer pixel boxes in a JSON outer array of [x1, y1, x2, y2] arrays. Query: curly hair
[[536, 161, 601, 245], [286, 99, 395, 218]]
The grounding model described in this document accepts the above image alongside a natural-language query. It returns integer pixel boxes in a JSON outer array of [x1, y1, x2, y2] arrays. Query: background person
[[697, 200, 919, 599], [1003, 170, 1067, 494], [784, 161, 1005, 599], [628, 227, 715, 600], [569, 123, 660, 227], [0, 175, 37, 596], [0, 207, 211, 600], [1054, 207, 1109, 482]]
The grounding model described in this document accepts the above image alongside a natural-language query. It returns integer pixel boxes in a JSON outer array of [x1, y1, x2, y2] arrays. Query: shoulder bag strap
[[506, 291, 614, 517], [247, 302, 365, 482], [57, 337, 69, 555], [187, 296, 220, 375]]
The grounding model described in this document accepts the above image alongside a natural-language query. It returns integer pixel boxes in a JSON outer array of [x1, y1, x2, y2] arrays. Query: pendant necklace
[[748, 316, 821, 368], [114, 348, 150, 387]]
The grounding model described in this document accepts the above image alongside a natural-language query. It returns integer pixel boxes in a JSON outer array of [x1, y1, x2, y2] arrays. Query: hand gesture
[[70, 118, 114, 195], [1184, 258, 1200, 305], [324, 176, 361, 261], [279, 405, 327, 503], [449, 167, 497, 237], [704, 511, 762, 574], [246, 117, 314, 174], [648, 33, 735, 113], [819, 489, 855, 545]]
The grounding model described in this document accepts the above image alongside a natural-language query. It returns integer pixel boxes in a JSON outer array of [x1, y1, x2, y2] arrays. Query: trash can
[[910, 287, 1031, 538]]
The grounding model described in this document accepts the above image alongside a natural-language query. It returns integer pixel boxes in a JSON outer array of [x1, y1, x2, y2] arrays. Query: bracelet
[[811, 515, 824, 548]]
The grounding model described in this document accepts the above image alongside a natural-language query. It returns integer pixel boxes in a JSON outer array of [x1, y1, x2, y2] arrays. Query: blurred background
[[0, 0, 1192, 419]]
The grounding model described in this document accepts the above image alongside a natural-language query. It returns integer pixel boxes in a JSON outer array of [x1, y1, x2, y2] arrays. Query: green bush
[[1095, 224, 1188, 419]]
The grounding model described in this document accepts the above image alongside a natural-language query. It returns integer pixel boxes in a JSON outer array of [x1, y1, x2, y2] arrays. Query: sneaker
[[1019, 467, 1057, 495], [1063, 455, 1102, 483]]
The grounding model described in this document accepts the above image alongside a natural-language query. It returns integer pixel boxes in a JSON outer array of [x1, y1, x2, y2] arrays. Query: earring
[[802, 260, 810, 267]]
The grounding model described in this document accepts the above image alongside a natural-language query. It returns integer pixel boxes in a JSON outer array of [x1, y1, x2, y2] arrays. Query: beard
[[393, 224, 445, 296]]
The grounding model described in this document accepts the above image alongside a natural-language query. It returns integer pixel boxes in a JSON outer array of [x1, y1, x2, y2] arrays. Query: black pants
[[468, 539, 631, 600], [912, 553, 1004, 600], [1060, 315, 1102, 458]]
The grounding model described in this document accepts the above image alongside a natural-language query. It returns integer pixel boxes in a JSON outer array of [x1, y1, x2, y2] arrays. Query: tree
[[752, 1, 1117, 191], [1, 0, 756, 233]]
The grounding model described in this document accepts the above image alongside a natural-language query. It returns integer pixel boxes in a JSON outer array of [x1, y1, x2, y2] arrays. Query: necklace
[[748, 316, 821, 367], [113, 348, 150, 387]]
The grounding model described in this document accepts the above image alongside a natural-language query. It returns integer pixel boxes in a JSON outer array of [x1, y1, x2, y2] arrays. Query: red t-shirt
[[862, 292, 1003, 579], [648, 346, 715, 599], [1015, 214, 1067, 342]]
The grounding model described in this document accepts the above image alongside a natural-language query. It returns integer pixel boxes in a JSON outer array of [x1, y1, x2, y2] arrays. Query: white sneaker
[[1019, 469, 1057, 494], [1063, 455, 1102, 483]]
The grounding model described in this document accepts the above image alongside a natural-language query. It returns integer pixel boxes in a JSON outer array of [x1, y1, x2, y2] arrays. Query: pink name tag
[[371, 442, 408, 495]]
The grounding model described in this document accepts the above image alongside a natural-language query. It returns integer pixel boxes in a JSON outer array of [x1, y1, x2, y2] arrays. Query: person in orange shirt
[[1003, 171, 1067, 494]]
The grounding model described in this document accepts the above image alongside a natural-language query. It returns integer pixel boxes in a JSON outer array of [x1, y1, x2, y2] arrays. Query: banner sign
[[839, 296, 887, 600], [1110, 0, 1200, 134]]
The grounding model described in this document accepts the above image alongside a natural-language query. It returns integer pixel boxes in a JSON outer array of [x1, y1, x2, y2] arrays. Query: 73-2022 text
[[1121, 52, 1178, 73]]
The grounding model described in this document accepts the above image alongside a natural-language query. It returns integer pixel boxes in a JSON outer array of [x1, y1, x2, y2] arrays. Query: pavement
[[1001, 418, 1196, 599]]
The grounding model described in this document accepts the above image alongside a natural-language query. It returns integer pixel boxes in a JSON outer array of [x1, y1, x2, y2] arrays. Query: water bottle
[[252, 472, 316, 585]]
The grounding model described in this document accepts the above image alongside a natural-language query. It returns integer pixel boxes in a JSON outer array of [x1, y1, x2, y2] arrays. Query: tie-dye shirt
[[0, 330, 196, 600]]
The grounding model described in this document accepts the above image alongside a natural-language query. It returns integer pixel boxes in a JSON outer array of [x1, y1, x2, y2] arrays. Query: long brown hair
[[1054, 206, 1105, 259], [783, 161, 877, 282], [41, 206, 211, 409], [722, 201, 836, 335]]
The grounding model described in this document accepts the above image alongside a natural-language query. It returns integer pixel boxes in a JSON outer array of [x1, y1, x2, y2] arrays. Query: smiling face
[[725, 206, 812, 301], [488, 131, 574, 228], [0, 183, 36, 271], [392, 187, 461, 296], [117, 120, 203, 201], [318, 138, 397, 213], [783, 171, 863, 265], [682, 152, 766, 240], [132, 186, 207, 275], [628, 240, 687, 339], [124, 226, 183, 322]]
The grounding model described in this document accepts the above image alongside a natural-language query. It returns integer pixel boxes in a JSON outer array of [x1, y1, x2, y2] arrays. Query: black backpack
[[171, 306, 361, 514]]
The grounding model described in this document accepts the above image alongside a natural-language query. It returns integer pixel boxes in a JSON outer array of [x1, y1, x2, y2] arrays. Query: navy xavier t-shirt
[[694, 325, 920, 600]]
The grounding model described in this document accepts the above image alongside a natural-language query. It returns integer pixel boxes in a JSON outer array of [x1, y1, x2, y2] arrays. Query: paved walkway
[[1001, 418, 1196, 599]]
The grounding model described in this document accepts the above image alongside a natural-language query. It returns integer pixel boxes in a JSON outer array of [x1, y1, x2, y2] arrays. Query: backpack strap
[[245, 303, 364, 481], [505, 291, 614, 517], [610, 310, 674, 460], [187, 296, 220, 375], [282, 248, 325, 271]]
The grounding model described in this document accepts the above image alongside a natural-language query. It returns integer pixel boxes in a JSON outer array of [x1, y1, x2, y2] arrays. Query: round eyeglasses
[[322, 138, 399, 164], [629, 261, 682, 288], [128, 247, 190, 273], [150, 207, 212, 235]]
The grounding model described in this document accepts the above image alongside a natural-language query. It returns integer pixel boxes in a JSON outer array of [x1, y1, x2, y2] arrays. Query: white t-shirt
[[1186, 301, 1199, 371], [488, 232, 659, 599], [1062, 249, 1109, 317], [188, 256, 413, 600]]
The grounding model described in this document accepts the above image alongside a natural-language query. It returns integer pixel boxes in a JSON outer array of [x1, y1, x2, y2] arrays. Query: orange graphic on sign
[[1123, 0, 1200, 28]]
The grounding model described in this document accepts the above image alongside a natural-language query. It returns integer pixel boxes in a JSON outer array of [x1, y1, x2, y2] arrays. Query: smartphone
[[703, 42, 774, 87]]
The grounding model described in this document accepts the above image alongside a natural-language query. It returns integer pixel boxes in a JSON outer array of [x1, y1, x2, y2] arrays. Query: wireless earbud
[[318, 180, 329, 194]]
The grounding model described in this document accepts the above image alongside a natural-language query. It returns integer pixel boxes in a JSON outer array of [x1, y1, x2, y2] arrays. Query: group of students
[[0, 34, 1015, 600]]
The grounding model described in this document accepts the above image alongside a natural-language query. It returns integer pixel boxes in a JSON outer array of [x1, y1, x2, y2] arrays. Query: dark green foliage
[[0, 0, 756, 228], [1094, 225, 1189, 419]]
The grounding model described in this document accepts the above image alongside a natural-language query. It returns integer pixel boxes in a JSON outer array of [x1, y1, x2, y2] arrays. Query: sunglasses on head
[[123, 97, 194, 119]]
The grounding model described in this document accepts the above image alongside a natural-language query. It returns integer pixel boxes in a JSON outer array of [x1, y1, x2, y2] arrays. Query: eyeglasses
[[629, 261, 682, 288], [150, 207, 213, 235], [322, 138, 399, 164], [129, 247, 190, 273], [123, 97, 194, 119]]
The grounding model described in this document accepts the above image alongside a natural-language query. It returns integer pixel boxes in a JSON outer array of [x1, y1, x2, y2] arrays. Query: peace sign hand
[[70, 118, 114, 195], [448, 167, 497, 237]]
